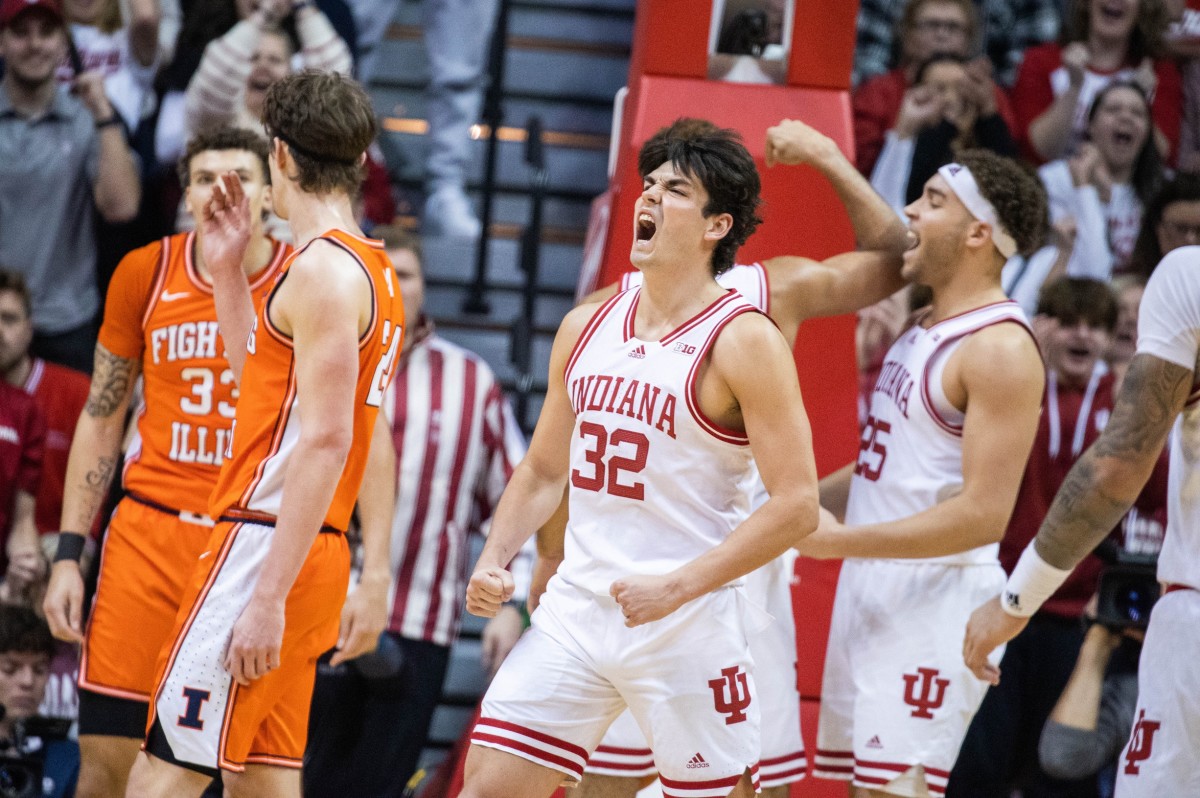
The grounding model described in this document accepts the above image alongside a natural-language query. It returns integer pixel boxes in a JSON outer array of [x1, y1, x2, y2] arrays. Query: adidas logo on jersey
[[628, 345, 646, 359], [686, 753, 709, 769], [866, 735, 883, 750]]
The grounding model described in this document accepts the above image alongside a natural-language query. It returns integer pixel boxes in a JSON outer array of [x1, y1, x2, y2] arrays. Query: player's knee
[[576, 773, 641, 798], [77, 751, 133, 798]]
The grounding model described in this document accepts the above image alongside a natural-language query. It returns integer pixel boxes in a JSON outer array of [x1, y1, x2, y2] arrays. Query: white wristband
[[1000, 544, 1072, 617]]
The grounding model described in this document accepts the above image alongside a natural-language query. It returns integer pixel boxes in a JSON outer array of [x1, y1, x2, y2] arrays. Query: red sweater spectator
[[21, 358, 89, 535], [0, 382, 44, 567], [999, 368, 1168, 618], [1010, 42, 1182, 164], [854, 66, 1016, 175]]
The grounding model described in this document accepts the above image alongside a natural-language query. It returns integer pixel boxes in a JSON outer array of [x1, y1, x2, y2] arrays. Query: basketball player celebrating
[[543, 117, 911, 798], [788, 146, 1048, 797], [42, 128, 279, 798], [460, 119, 819, 798], [964, 245, 1200, 793], [123, 71, 404, 798]]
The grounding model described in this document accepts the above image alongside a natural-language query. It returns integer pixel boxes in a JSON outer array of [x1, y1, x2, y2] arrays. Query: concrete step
[[423, 234, 584, 292]]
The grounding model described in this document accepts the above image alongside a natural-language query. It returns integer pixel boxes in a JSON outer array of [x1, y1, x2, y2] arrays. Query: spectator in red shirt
[[946, 277, 1169, 797], [853, 0, 1016, 176], [0, 380, 45, 603], [0, 271, 90, 539], [1010, 0, 1182, 164]]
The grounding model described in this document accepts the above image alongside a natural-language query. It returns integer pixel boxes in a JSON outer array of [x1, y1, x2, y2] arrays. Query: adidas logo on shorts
[[628, 344, 646, 359], [686, 752, 710, 769], [866, 735, 883, 750]]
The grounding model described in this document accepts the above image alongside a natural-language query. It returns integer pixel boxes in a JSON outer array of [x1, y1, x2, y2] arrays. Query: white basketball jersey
[[1135, 246, 1200, 590], [621, 263, 771, 508], [556, 286, 762, 596], [845, 300, 1033, 566]]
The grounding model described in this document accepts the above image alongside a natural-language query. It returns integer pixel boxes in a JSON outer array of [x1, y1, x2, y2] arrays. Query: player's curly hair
[[177, 126, 272, 187], [955, 149, 1048, 258], [637, 118, 762, 277], [262, 70, 377, 196]]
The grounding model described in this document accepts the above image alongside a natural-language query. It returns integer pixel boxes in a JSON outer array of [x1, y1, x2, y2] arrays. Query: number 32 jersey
[[556, 286, 762, 597], [98, 232, 290, 515], [846, 300, 1033, 565]]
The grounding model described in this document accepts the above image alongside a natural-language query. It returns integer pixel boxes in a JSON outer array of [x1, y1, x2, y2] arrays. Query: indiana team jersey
[[208, 230, 404, 532], [98, 232, 289, 514], [555, 287, 761, 596], [846, 300, 1033, 565], [1135, 246, 1200, 591]]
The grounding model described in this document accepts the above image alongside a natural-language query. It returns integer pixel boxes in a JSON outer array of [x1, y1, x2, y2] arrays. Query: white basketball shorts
[[472, 577, 762, 796], [813, 559, 1005, 797]]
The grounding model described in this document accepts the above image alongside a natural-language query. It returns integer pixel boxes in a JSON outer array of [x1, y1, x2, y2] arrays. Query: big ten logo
[[366, 319, 403, 408], [673, 342, 697, 355], [708, 666, 752, 725], [1123, 709, 1161, 776], [177, 686, 211, 731], [902, 667, 949, 719]]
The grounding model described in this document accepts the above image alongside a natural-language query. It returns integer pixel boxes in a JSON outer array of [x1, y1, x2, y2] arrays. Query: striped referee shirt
[[383, 321, 530, 647]]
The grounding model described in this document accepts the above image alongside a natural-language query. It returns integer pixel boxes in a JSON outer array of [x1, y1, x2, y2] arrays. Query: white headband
[[937, 163, 1018, 259]]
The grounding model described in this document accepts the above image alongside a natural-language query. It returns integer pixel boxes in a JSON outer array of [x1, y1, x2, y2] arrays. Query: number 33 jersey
[[557, 286, 762, 597], [98, 232, 291, 515], [845, 300, 1032, 565]]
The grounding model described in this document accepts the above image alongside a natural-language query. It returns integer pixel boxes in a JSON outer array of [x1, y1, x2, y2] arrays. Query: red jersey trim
[[660, 290, 743, 346], [565, 290, 625, 386], [919, 317, 1036, 437], [684, 303, 758, 445]]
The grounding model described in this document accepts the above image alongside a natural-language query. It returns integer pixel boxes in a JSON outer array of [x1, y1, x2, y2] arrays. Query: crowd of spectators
[[0, 0, 1196, 795]]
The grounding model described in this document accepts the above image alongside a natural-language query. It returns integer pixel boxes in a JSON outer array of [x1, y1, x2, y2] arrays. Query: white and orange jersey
[[554, 287, 762, 597], [99, 232, 290, 514], [1135, 246, 1200, 591], [845, 300, 1033, 566], [209, 229, 404, 532]]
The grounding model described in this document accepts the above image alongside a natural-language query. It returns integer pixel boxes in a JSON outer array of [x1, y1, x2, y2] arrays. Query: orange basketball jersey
[[208, 230, 404, 532], [99, 232, 291, 514]]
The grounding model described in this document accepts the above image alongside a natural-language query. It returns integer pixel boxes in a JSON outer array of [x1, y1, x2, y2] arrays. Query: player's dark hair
[[177, 126, 272, 188], [262, 70, 377, 196], [1036, 277, 1118, 331], [0, 605, 53, 659], [0, 270, 32, 317], [1128, 172, 1200, 278], [955, 149, 1048, 257], [637, 118, 762, 277]]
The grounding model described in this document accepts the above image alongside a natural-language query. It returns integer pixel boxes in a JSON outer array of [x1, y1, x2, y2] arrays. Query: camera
[[1094, 540, 1160, 630]]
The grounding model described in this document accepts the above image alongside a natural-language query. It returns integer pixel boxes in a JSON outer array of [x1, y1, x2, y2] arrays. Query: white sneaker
[[424, 187, 482, 239]]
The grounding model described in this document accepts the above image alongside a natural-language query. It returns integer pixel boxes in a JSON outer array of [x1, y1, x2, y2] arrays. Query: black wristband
[[53, 532, 87, 563], [94, 116, 120, 130]]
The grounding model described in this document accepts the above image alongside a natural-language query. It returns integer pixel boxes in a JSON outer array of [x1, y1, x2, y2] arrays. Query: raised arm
[[202, 172, 256, 382], [763, 119, 908, 321], [799, 323, 1044, 560], [464, 304, 593, 618], [612, 312, 820, 626]]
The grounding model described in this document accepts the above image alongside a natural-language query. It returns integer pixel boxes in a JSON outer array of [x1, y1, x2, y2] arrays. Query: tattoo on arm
[[85, 345, 136, 418], [1036, 354, 1192, 569]]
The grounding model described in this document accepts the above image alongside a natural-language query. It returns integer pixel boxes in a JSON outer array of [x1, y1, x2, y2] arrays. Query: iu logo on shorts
[[708, 666, 751, 725], [902, 667, 949, 719], [1123, 709, 1161, 775], [177, 686, 211, 731]]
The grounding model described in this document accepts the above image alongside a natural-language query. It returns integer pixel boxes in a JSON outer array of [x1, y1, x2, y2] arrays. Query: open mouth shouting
[[634, 210, 657, 247]]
